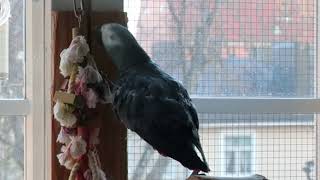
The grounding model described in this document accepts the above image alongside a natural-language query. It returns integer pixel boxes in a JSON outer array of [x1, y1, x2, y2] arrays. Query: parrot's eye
[[109, 34, 116, 41], [107, 32, 120, 42]]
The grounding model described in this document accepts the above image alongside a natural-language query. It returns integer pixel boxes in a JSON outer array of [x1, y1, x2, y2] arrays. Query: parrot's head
[[98, 23, 150, 71]]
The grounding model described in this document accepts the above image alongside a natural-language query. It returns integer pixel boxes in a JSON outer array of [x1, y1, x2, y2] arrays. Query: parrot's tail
[[193, 140, 210, 172]]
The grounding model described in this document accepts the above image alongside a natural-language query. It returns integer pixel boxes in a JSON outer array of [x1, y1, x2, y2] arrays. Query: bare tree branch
[[145, 156, 170, 179], [131, 144, 153, 180], [0, 118, 24, 170], [167, 1, 180, 24]]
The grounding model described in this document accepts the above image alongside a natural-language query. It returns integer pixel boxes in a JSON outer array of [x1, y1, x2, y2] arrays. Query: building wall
[[200, 125, 315, 180]]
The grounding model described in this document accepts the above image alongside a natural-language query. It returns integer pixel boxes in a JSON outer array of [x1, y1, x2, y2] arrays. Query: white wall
[[52, 0, 123, 11]]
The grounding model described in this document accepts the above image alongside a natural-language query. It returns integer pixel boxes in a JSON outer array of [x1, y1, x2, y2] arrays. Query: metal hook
[[73, 0, 84, 28]]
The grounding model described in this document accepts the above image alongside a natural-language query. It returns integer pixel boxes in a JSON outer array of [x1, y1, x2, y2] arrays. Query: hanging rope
[[54, 1, 109, 179], [73, 0, 84, 28]]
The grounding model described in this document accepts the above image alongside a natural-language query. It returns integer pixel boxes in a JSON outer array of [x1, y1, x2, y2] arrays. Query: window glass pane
[[200, 113, 316, 179], [0, 0, 25, 99], [125, 0, 318, 179], [0, 116, 24, 180], [127, 131, 190, 180], [125, 0, 316, 97], [127, 113, 316, 179]]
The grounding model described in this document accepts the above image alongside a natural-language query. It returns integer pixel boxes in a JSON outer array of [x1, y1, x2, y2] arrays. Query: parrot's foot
[[187, 174, 268, 180], [187, 171, 208, 180], [191, 170, 200, 175]]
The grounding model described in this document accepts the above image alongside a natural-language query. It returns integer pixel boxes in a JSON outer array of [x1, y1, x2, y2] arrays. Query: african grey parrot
[[99, 23, 210, 173]]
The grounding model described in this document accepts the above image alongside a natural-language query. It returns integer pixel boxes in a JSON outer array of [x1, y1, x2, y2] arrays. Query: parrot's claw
[[191, 170, 200, 175]]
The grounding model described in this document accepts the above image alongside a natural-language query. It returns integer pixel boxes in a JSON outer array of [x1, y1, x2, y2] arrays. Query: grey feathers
[[100, 23, 210, 172]]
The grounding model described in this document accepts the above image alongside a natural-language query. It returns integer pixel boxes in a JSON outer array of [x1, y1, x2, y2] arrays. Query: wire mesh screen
[[125, 0, 316, 97], [127, 113, 316, 180], [124, 0, 318, 179], [0, 116, 24, 180]]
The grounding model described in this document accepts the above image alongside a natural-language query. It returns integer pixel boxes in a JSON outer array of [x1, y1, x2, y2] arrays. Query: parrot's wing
[[167, 78, 200, 130], [113, 75, 209, 171], [118, 85, 199, 154], [114, 75, 198, 136]]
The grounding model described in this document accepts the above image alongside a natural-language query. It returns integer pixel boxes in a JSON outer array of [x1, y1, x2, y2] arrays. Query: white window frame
[[0, 0, 51, 180], [192, 97, 320, 113], [25, 0, 52, 180]]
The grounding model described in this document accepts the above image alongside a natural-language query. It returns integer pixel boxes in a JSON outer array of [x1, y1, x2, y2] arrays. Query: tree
[[302, 160, 315, 180], [166, 0, 222, 93]]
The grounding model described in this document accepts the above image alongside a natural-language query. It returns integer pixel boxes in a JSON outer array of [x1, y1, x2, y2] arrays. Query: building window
[[223, 135, 254, 176]]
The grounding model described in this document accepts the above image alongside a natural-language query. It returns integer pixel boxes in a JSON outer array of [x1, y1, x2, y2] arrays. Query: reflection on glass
[[127, 113, 316, 180], [0, 116, 24, 180], [125, 0, 317, 179], [125, 0, 316, 97], [0, 0, 25, 99]]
